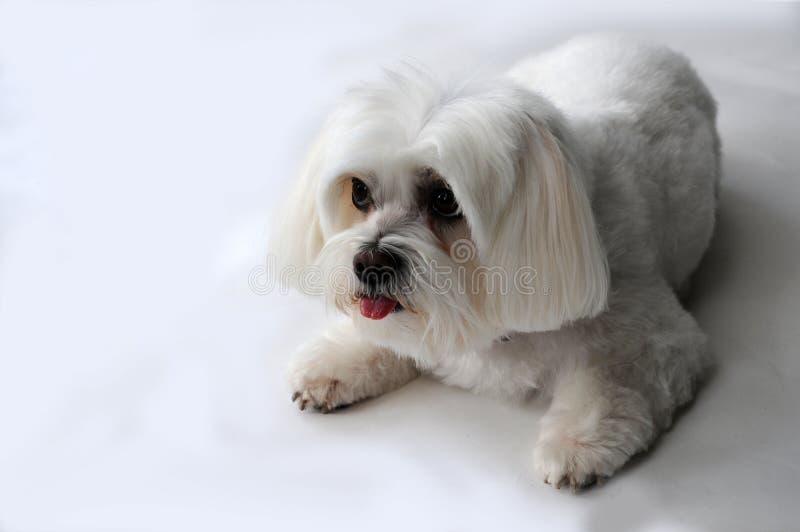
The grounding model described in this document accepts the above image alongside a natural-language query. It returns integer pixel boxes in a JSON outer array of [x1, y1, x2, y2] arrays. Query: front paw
[[533, 410, 653, 491], [286, 327, 418, 414], [290, 377, 346, 413], [533, 435, 614, 491], [286, 346, 364, 413]]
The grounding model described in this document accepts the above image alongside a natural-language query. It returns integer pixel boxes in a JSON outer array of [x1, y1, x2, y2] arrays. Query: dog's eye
[[351, 177, 372, 212], [430, 186, 461, 218]]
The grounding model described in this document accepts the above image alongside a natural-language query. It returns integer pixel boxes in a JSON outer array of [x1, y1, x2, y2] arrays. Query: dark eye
[[351, 177, 372, 212], [430, 186, 461, 218]]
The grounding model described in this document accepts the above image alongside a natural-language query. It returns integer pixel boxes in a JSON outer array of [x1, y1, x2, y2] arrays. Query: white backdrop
[[1, 2, 799, 531]]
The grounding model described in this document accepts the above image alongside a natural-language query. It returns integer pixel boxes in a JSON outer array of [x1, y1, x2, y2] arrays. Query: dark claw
[[299, 399, 308, 411], [321, 403, 332, 414], [569, 474, 598, 493], [291, 392, 300, 402]]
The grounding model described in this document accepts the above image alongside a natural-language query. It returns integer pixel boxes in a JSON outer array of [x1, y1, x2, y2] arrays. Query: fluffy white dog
[[273, 35, 719, 489]]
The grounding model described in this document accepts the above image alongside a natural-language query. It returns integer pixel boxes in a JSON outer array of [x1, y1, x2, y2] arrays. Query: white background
[[1, 2, 799, 531]]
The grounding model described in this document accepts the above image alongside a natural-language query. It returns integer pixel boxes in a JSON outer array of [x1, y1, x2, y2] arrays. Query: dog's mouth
[[358, 294, 404, 320]]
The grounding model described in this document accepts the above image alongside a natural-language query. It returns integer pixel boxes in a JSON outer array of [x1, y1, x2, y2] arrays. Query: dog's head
[[272, 68, 608, 358]]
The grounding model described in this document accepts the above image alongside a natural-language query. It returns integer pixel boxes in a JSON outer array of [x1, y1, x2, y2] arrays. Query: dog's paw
[[290, 376, 348, 413], [534, 376, 656, 492], [286, 347, 366, 413], [533, 435, 613, 492]]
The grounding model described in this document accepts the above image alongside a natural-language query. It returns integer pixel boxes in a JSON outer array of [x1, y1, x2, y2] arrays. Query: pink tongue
[[360, 295, 398, 320]]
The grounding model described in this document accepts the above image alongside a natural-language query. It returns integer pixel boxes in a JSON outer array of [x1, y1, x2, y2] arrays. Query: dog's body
[[276, 35, 719, 488]]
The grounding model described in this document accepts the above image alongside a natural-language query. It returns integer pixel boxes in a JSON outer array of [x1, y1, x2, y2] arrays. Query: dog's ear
[[269, 129, 328, 276], [484, 115, 609, 332]]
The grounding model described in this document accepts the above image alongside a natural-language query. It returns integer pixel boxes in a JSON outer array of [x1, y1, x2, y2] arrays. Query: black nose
[[353, 247, 403, 289]]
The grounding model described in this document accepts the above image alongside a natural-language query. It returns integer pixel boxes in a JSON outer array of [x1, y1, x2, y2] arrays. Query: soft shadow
[[579, 151, 800, 531]]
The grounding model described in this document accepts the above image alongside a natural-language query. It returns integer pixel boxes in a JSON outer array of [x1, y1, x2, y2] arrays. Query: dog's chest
[[426, 335, 562, 399]]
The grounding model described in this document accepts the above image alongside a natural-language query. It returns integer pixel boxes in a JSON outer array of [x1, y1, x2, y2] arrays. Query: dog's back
[[510, 34, 721, 291]]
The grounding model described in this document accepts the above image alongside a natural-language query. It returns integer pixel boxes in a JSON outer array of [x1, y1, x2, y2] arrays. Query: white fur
[[273, 34, 719, 489]]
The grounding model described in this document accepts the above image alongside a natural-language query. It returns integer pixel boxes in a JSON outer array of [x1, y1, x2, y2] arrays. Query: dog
[[272, 34, 720, 490]]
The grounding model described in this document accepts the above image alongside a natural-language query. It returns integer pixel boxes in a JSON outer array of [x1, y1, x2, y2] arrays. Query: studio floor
[[1, 2, 798, 531]]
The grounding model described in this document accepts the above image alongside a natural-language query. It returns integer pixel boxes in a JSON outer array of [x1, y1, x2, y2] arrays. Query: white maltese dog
[[272, 35, 719, 489]]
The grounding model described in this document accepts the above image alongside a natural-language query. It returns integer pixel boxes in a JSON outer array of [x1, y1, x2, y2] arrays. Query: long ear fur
[[268, 131, 327, 278], [486, 117, 609, 332]]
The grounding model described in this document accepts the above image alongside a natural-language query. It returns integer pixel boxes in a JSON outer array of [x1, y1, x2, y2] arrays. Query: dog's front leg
[[287, 319, 419, 413], [533, 363, 657, 490], [532, 283, 711, 490]]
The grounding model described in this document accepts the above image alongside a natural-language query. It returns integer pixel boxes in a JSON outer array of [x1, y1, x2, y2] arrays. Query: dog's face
[[273, 69, 609, 359]]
